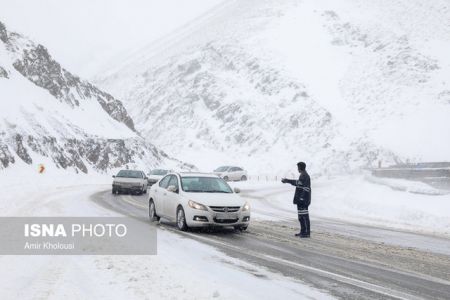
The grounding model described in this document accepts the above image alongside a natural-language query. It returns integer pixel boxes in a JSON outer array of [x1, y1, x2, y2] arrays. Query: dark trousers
[[297, 205, 310, 235]]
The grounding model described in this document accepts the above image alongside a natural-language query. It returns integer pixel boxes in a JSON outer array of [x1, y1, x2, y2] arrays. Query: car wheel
[[241, 175, 247, 181], [149, 200, 160, 222], [176, 207, 188, 231], [223, 176, 229, 181]]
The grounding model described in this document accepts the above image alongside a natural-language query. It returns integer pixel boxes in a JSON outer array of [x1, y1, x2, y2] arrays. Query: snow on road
[[0, 169, 333, 300], [1, 167, 449, 299]]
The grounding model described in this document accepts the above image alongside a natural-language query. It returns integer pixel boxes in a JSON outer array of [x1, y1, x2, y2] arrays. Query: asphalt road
[[91, 188, 450, 300]]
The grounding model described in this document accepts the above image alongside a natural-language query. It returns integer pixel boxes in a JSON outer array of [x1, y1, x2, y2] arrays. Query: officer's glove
[[281, 178, 287, 183]]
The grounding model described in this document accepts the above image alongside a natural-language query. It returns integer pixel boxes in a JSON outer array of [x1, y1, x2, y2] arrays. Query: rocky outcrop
[[0, 20, 191, 173], [0, 66, 8, 78], [0, 21, 7, 43], [1, 21, 135, 131], [0, 132, 182, 173]]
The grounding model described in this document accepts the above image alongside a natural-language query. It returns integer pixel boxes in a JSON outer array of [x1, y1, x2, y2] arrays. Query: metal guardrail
[[370, 163, 450, 191], [371, 168, 450, 179]]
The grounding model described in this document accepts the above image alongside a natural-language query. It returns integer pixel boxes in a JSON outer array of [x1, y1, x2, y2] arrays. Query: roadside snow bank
[[0, 164, 111, 216], [232, 175, 450, 236]]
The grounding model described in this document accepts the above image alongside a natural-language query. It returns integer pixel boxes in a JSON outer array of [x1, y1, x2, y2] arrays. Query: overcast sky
[[0, 0, 223, 78]]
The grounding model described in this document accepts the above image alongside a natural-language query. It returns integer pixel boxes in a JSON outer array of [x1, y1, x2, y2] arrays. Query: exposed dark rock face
[[0, 133, 171, 173], [0, 143, 14, 168], [11, 44, 135, 131], [1, 21, 135, 131], [0, 21, 7, 43], [0, 66, 8, 78], [14, 134, 32, 164]]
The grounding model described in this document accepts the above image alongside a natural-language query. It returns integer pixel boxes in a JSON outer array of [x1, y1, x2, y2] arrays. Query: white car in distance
[[147, 169, 171, 186], [148, 173, 251, 231], [213, 166, 248, 181]]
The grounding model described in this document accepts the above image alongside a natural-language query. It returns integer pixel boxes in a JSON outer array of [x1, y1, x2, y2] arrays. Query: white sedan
[[148, 172, 250, 231], [213, 166, 248, 181]]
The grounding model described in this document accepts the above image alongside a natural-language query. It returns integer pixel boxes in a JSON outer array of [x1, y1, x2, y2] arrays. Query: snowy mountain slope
[[96, 0, 450, 174], [0, 21, 189, 173]]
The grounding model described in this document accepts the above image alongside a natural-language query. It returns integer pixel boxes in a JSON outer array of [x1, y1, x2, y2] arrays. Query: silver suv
[[112, 170, 148, 195]]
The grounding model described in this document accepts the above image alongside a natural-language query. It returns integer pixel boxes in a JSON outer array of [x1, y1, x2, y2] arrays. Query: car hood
[[113, 177, 142, 183], [183, 192, 245, 207]]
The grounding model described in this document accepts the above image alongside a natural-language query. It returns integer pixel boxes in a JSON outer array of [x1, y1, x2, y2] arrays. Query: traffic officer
[[281, 162, 311, 238]]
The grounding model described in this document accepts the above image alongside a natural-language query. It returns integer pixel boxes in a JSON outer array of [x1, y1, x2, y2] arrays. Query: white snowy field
[[0, 168, 333, 300], [230, 174, 450, 237]]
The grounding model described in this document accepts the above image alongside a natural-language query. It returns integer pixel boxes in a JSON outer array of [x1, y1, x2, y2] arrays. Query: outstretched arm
[[281, 178, 310, 192], [281, 178, 296, 185]]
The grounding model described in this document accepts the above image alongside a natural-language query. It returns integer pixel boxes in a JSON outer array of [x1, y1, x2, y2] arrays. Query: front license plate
[[215, 212, 237, 220]]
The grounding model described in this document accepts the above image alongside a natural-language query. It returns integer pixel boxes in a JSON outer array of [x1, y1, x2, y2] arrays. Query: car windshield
[[150, 169, 168, 175], [181, 177, 233, 193], [116, 170, 143, 178], [214, 166, 230, 172]]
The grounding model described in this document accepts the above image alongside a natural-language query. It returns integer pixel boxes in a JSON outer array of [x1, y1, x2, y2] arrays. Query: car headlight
[[242, 202, 250, 211], [188, 200, 208, 211]]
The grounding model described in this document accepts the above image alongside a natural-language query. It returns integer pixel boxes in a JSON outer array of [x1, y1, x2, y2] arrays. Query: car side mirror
[[167, 185, 178, 193], [144, 176, 148, 180], [233, 187, 241, 194], [112, 175, 116, 178]]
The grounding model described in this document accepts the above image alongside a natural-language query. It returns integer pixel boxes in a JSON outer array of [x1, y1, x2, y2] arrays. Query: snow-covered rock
[[96, 0, 450, 174], [0, 20, 190, 173]]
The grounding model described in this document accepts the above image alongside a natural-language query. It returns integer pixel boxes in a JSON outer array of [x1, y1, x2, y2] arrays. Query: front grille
[[213, 218, 239, 224], [209, 206, 240, 212], [117, 182, 139, 187]]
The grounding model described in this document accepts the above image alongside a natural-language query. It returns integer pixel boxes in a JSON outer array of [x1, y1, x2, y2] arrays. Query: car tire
[[241, 175, 247, 181], [223, 176, 229, 181], [149, 200, 160, 222], [112, 188, 117, 194], [176, 207, 188, 231]]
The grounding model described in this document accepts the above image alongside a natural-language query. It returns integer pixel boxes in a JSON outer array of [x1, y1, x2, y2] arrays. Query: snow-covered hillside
[[0, 21, 189, 173], [97, 0, 450, 174]]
